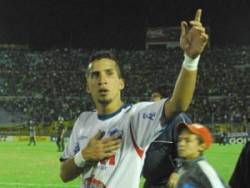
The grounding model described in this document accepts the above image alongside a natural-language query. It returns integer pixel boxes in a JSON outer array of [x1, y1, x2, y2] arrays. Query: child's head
[[177, 123, 213, 160], [150, 92, 163, 102]]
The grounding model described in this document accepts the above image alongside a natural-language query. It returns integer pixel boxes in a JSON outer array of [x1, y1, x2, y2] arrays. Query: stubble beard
[[98, 98, 112, 106]]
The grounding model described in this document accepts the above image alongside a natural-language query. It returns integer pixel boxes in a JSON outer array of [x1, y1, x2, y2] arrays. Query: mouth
[[177, 148, 185, 153], [99, 89, 109, 96]]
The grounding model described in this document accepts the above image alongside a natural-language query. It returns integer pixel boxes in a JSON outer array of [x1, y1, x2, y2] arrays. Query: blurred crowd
[[0, 46, 249, 126]]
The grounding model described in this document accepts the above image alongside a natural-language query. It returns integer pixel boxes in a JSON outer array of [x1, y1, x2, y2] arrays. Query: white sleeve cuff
[[74, 151, 86, 168]]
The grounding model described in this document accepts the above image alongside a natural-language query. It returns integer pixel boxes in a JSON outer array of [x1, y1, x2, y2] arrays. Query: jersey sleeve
[[60, 117, 81, 161], [130, 99, 167, 149]]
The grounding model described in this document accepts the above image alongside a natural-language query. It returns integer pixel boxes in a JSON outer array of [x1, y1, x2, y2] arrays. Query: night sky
[[0, 0, 250, 49]]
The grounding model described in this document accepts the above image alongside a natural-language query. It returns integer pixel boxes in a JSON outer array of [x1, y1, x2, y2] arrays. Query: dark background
[[0, 0, 249, 49]]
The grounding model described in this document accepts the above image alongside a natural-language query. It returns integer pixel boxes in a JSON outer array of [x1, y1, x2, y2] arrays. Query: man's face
[[86, 58, 124, 106], [177, 129, 204, 160]]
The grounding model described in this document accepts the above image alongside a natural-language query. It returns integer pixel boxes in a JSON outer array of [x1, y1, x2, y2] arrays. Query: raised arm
[[165, 9, 208, 119]]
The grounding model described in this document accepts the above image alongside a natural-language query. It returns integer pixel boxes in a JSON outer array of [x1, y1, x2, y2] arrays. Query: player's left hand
[[180, 9, 208, 58]]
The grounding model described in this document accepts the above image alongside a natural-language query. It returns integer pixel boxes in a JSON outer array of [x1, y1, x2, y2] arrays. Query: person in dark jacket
[[167, 123, 229, 188], [142, 91, 192, 188], [229, 141, 250, 188]]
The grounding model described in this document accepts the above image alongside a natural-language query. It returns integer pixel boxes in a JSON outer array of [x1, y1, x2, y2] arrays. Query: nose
[[178, 140, 185, 147], [98, 72, 107, 85]]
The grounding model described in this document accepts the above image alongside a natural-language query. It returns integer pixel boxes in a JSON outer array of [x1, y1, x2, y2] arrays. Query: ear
[[119, 78, 125, 90], [199, 143, 206, 152], [85, 82, 90, 93]]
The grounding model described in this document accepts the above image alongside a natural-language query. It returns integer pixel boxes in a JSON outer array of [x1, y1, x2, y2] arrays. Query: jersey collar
[[97, 103, 131, 120]]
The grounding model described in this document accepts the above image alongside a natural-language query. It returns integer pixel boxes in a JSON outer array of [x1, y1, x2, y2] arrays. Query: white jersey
[[61, 99, 166, 188]]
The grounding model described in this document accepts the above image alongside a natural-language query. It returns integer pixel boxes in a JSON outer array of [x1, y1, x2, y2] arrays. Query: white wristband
[[74, 151, 86, 168], [182, 54, 200, 71]]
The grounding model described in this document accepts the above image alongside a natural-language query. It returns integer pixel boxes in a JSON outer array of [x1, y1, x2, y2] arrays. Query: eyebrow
[[90, 68, 114, 73], [89, 68, 116, 77]]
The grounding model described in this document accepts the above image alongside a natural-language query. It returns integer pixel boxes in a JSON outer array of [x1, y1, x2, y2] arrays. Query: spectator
[[142, 90, 192, 188], [167, 123, 229, 188], [229, 141, 250, 188]]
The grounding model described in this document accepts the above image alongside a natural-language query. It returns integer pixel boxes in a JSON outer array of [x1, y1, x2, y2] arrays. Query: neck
[[96, 99, 124, 115]]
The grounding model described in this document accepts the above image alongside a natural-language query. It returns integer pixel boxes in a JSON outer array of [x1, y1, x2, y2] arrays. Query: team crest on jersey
[[108, 128, 123, 139], [143, 112, 156, 120], [95, 128, 123, 167], [73, 143, 80, 154]]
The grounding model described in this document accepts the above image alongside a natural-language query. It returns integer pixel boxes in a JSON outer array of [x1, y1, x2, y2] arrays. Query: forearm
[[165, 55, 198, 118], [165, 8, 207, 119], [60, 158, 83, 182], [172, 64, 197, 110]]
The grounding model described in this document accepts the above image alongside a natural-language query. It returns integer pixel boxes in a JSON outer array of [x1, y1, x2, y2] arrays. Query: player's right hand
[[82, 131, 121, 161]]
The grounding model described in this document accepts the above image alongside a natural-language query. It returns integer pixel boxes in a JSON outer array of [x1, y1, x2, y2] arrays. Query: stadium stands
[[0, 47, 249, 134]]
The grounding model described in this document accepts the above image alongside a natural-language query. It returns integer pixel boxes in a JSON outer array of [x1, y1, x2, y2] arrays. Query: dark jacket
[[229, 141, 250, 188], [176, 156, 229, 188], [142, 113, 192, 188]]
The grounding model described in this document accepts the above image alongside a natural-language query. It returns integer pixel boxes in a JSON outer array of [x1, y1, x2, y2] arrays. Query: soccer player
[[59, 9, 208, 188], [56, 121, 66, 152], [167, 123, 229, 188], [28, 120, 36, 146]]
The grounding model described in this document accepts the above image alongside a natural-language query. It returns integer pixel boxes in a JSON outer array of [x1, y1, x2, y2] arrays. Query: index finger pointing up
[[194, 9, 202, 22]]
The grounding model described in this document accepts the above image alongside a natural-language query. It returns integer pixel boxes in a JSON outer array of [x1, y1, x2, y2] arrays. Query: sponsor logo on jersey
[[84, 176, 106, 188], [100, 155, 116, 166], [143, 112, 156, 120]]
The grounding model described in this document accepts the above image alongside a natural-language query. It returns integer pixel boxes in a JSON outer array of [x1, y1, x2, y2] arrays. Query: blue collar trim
[[97, 103, 131, 120]]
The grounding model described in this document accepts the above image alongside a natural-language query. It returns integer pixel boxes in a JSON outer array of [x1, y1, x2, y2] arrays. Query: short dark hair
[[151, 87, 167, 98], [86, 50, 123, 78]]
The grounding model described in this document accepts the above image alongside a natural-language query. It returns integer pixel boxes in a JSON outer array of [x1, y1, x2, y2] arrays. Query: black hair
[[88, 50, 119, 64], [86, 50, 123, 78]]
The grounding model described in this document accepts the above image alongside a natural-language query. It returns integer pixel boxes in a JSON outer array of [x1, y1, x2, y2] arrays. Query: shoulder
[[197, 160, 217, 176], [178, 163, 212, 188], [73, 111, 97, 128], [131, 102, 153, 111], [197, 160, 226, 188], [78, 111, 96, 120], [131, 99, 166, 112]]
